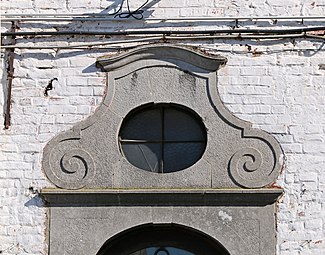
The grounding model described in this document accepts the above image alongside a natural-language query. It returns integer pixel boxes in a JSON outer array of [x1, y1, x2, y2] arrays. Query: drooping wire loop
[[105, 0, 149, 20]]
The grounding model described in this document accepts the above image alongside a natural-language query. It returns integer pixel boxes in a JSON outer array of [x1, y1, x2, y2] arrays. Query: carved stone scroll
[[42, 131, 95, 189]]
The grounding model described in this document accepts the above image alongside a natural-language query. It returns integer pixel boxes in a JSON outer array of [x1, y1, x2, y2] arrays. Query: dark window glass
[[121, 108, 162, 140], [163, 143, 206, 172], [121, 143, 161, 172], [96, 224, 230, 255], [130, 247, 194, 255], [119, 103, 207, 173]]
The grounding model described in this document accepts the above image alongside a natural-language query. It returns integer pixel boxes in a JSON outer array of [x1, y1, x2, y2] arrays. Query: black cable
[[114, 0, 149, 20], [105, 0, 125, 16]]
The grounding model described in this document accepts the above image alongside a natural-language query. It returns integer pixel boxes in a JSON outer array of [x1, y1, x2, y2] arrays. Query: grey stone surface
[[41, 189, 282, 255], [42, 44, 283, 189], [41, 188, 282, 206]]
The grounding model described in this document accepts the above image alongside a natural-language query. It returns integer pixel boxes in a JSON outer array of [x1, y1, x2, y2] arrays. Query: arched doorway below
[[96, 223, 230, 255]]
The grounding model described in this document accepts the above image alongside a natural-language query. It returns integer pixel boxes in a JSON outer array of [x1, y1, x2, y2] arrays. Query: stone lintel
[[40, 188, 283, 206]]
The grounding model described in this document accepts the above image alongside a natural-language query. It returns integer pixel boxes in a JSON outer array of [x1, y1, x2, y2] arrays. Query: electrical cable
[[104, 0, 125, 16], [114, 0, 149, 19], [89, 0, 149, 19]]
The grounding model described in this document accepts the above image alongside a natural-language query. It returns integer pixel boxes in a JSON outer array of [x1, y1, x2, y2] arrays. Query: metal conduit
[[2, 34, 325, 50], [2, 34, 316, 50], [3, 17, 325, 22], [2, 26, 325, 37], [1, 13, 325, 21]]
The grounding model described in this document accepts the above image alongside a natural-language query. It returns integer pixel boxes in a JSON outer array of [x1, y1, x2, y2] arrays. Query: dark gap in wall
[[44, 78, 58, 96]]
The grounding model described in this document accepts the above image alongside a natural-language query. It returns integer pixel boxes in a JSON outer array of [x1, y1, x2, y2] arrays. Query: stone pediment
[[41, 45, 283, 255], [42, 44, 283, 190]]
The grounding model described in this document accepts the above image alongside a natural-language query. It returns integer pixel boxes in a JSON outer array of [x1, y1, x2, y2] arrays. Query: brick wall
[[1, 1, 325, 254]]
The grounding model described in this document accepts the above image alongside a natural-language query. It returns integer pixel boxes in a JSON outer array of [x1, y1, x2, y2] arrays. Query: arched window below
[[96, 224, 230, 255]]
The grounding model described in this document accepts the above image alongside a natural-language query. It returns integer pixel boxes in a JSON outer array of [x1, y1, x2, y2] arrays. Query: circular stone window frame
[[118, 103, 208, 174]]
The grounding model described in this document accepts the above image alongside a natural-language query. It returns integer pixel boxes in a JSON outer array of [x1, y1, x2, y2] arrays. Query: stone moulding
[[42, 44, 283, 190], [96, 44, 228, 72], [40, 188, 283, 206], [40, 187, 283, 255]]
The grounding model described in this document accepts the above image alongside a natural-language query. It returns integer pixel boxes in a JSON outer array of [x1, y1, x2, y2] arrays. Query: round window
[[119, 103, 207, 173]]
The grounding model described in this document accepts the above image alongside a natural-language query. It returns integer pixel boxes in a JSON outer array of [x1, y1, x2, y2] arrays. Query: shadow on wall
[[24, 195, 44, 208], [1, 0, 325, 113], [4, 0, 325, 63], [101, 0, 159, 19], [82, 63, 99, 74], [0, 0, 162, 86]]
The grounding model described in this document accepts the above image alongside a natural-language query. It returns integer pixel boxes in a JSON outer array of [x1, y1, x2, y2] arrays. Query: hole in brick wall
[[44, 78, 58, 96], [245, 44, 252, 51], [37, 66, 53, 69]]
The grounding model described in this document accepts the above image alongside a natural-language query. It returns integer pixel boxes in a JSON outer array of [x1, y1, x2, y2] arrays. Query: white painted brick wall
[[1, 1, 325, 254]]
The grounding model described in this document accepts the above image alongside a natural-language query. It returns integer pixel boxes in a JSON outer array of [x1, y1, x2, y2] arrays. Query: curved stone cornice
[[42, 44, 283, 190], [96, 44, 227, 72]]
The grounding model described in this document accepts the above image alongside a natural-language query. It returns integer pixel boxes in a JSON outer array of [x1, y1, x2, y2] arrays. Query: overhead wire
[[104, 0, 124, 16], [114, 0, 149, 19], [100, 0, 150, 19]]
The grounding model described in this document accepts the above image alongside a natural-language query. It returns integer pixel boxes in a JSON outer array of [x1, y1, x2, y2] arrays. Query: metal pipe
[[2, 33, 324, 50], [4, 22, 17, 129], [1, 36, 163, 49], [1, 17, 129, 22], [2, 13, 325, 21], [5, 52, 14, 129], [305, 34, 325, 40], [2, 16, 325, 22], [2, 26, 325, 37]]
